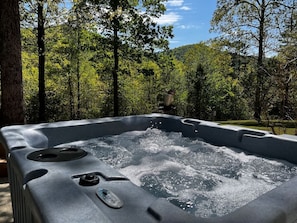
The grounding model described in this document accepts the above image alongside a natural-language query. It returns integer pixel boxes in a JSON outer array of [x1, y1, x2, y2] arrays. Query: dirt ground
[[0, 177, 13, 223]]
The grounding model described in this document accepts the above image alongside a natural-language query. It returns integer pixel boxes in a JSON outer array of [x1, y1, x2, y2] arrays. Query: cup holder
[[37, 153, 58, 159], [27, 147, 87, 162]]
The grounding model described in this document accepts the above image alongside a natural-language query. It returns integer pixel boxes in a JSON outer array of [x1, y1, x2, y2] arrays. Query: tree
[[66, 0, 98, 119], [211, 0, 289, 122], [37, 0, 46, 121], [20, 0, 63, 122], [0, 0, 25, 125], [187, 64, 208, 119], [81, 0, 173, 116], [276, 0, 297, 120], [182, 42, 247, 120]]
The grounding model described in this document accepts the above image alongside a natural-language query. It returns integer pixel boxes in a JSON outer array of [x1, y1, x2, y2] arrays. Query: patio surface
[[0, 177, 13, 223]]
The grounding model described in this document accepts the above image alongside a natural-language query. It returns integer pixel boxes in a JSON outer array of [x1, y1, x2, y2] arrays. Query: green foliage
[[19, 0, 297, 125], [78, 0, 173, 115], [22, 22, 177, 121], [210, 0, 294, 121], [21, 23, 253, 122], [179, 42, 249, 120]]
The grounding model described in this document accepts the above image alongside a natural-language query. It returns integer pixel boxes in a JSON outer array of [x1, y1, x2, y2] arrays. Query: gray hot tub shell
[[1, 113, 297, 223]]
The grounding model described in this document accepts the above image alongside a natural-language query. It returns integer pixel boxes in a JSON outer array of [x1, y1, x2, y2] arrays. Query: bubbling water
[[58, 128, 297, 218]]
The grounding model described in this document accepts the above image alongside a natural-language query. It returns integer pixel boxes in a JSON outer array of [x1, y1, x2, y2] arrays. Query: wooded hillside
[[21, 25, 297, 122], [1, 0, 297, 125]]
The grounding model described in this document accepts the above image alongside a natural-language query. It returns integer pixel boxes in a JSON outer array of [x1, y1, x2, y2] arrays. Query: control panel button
[[96, 188, 123, 209], [79, 173, 100, 186]]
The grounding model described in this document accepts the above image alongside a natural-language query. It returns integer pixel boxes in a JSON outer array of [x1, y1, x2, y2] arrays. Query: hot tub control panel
[[96, 188, 123, 209], [79, 173, 100, 186]]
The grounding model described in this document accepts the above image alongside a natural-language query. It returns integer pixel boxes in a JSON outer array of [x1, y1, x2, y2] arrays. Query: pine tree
[[80, 0, 173, 116]]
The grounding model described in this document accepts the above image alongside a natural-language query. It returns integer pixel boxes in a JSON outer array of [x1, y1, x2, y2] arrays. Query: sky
[[156, 0, 218, 49]]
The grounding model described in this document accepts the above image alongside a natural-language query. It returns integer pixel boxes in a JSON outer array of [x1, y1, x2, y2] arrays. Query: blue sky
[[156, 0, 218, 49]]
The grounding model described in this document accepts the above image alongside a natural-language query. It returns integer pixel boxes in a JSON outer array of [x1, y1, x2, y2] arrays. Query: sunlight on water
[[59, 129, 297, 218]]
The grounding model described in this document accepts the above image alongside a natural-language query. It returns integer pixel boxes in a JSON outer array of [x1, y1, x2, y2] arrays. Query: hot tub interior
[[57, 128, 297, 218], [1, 114, 297, 223]]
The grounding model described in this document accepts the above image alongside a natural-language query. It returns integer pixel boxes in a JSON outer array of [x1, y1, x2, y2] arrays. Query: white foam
[[59, 128, 297, 218], [119, 157, 183, 186]]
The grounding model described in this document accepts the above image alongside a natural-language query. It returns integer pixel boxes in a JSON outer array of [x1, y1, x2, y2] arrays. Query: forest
[[1, 0, 297, 126]]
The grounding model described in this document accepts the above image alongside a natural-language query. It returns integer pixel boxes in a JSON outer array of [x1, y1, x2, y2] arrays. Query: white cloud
[[156, 0, 191, 26], [180, 6, 191, 11], [178, 24, 200, 30], [154, 12, 181, 25], [166, 0, 184, 7]]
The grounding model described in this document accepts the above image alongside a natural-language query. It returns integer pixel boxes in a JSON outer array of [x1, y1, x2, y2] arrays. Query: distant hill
[[170, 43, 257, 68], [170, 44, 197, 62]]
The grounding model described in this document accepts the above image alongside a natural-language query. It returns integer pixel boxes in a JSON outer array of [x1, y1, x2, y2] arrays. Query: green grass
[[218, 120, 297, 135]]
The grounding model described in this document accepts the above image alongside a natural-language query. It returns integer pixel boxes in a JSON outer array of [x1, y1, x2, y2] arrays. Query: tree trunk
[[76, 50, 81, 119], [75, 9, 81, 119], [113, 31, 119, 117], [282, 80, 290, 119], [254, 0, 266, 123], [38, 0, 46, 122], [0, 0, 25, 126], [68, 74, 75, 120], [112, 0, 120, 116]]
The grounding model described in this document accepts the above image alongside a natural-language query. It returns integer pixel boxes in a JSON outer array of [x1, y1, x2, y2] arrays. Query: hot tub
[[1, 113, 297, 223]]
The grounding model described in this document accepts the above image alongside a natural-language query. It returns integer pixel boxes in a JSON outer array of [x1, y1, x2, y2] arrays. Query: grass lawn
[[218, 120, 297, 135]]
